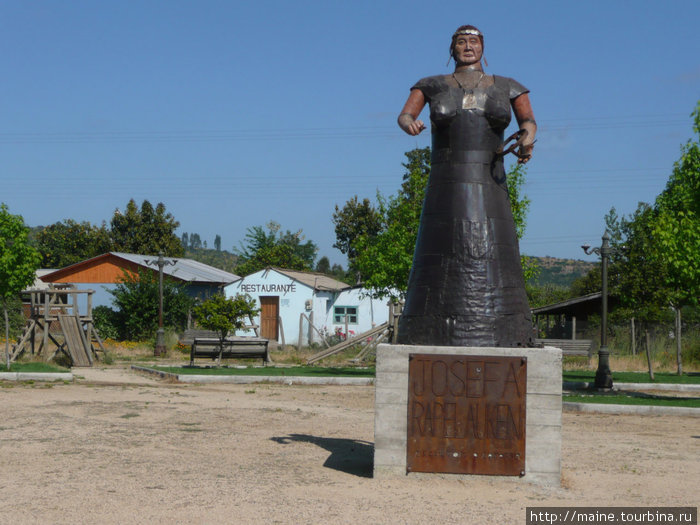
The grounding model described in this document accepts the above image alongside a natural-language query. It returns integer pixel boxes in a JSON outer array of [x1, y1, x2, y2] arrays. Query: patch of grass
[[153, 365, 375, 377], [0, 362, 70, 373], [120, 412, 140, 419], [564, 393, 700, 408], [563, 370, 700, 384]]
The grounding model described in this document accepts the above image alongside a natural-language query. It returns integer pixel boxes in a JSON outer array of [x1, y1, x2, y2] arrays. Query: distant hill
[[527, 256, 596, 288], [185, 248, 239, 274], [186, 250, 594, 289]]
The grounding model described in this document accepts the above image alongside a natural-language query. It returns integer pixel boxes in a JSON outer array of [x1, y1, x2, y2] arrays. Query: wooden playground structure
[[10, 285, 105, 367]]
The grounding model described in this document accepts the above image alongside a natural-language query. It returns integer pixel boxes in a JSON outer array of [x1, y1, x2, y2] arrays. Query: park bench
[[190, 337, 270, 366], [180, 329, 220, 346], [535, 338, 593, 357]]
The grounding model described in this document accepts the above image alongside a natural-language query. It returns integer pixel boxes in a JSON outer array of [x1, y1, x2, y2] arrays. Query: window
[[334, 306, 358, 324]]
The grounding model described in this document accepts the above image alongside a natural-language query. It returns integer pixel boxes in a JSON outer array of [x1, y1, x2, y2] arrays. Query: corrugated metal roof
[[531, 292, 602, 315], [267, 268, 351, 291], [112, 252, 240, 284]]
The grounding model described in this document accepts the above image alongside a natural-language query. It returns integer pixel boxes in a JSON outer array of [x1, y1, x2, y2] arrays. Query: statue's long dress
[[397, 73, 533, 347]]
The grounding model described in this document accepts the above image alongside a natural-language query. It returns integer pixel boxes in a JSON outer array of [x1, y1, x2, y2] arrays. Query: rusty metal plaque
[[407, 354, 526, 476]]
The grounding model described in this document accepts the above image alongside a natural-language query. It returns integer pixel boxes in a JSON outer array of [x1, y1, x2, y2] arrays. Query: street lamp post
[[144, 253, 177, 357], [581, 232, 614, 389]]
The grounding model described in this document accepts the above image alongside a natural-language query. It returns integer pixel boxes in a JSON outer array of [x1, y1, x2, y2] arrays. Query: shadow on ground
[[271, 434, 374, 478]]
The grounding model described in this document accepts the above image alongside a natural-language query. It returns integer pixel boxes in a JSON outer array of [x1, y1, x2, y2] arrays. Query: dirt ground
[[0, 368, 698, 525]]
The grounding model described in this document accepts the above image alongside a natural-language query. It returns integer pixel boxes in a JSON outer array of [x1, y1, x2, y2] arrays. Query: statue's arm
[[398, 89, 427, 136], [512, 93, 536, 163]]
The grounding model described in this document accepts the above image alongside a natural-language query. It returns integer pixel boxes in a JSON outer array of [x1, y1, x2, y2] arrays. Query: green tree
[[234, 221, 317, 275], [0, 204, 41, 368], [315, 256, 331, 274], [214, 234, 222, 252], [110, 199, 184, 256], [605, 204, 671, 323], [191, 233, 202, 249], [349, 148, 535, 296], [526, 283, 571, 309], [107, 269, 195, 341], [193, 294, 259, 364], [33, 219, 112, 268], [332, 196, 382, 276], [351, 148, 430, 296], [330, 263, 350, 283], [651, 101, 700, 308]]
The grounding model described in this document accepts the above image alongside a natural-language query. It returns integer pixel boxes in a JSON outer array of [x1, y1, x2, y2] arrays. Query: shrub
[[108, 269, 195, 340], [93, 305, 121, 340]]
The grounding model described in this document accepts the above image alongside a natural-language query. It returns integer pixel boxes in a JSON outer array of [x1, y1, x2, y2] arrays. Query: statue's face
[[453, 35, 483, 66]]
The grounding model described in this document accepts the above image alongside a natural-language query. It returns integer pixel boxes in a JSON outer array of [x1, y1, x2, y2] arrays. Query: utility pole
[[582, 232, 620, 389], [144, 253, 177, 356]]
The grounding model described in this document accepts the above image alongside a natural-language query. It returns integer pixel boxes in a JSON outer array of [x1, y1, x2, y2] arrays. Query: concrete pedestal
[[374, 344, 562, 486]]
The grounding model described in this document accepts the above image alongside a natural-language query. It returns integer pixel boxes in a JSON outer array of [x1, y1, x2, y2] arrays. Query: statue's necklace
[[453, 71, 484, 110]]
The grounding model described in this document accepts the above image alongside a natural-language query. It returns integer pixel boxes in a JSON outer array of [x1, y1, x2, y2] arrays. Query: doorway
[[259, 296, 279, 341]]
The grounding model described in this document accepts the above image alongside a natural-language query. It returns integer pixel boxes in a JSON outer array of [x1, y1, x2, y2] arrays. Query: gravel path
[[0, 369, 697, 524]]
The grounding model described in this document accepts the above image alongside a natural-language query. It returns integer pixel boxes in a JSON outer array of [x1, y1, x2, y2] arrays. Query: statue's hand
[[398, 113, 426, 136], [406, 119, 426, 136], [517, 143, 534, 164]]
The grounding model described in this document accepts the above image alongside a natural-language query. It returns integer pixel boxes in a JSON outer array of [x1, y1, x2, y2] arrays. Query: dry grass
[[269, 344, 372, 366], [564, 353, 700, 373]]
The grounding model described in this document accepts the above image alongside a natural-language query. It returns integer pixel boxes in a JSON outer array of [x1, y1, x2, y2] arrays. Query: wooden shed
[[40, 252, 240, 308]]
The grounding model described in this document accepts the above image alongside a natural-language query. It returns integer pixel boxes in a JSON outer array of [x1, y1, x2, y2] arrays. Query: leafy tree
[[351, 148, 430, 296], [332, 196, 382, 276], [33, 219, 112, 268], [181, 232, 189, 250], [315, 256, 331, 274], [314, 257, 350, 284], [507, 163, 539, 282], [506, 163, 530, 239], [526, 283, 571, 309], [234, 221, 318, 275], [349, 147, 535, 296], [0, 204, 41, 368], [193, 294, 259, 364], [214, 234, 222, 252], [582, 103, 700, 374], [92, 305, 121, 340], [107, 269, 195, 341], [605, 204, 672, 322], [189, 233, 202, 250], [110, 199, 184, 256], [569, 264, 603, 298], [650, 101, 700, 308]]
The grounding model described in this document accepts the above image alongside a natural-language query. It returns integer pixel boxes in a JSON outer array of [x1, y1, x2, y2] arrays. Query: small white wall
[[318, 287, 391, 339], [224, 271, 391, 346], [225, 269, 315, 343]]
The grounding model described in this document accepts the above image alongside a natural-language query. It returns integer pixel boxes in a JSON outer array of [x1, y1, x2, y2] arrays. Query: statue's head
[[450, 25, 484, 67]]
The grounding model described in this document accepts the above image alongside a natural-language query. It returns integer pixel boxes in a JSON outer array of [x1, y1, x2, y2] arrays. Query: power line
[[0, 113, 691, 144]]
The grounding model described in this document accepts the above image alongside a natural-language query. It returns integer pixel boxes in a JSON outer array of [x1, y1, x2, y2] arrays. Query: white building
[[224, 267, 390, 346]]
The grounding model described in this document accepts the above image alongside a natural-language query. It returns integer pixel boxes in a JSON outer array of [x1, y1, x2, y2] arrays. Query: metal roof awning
[[531, 292, 602, 317]]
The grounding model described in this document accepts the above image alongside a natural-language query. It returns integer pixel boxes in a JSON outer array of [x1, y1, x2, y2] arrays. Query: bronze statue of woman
[[396, 25, 536, 347]]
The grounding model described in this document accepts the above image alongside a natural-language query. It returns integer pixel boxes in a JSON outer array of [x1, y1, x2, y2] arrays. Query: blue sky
[[2, 1, 699, 266]]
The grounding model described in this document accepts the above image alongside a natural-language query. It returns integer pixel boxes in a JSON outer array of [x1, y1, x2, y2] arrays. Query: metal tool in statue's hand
[[496, 129, 534, 160]]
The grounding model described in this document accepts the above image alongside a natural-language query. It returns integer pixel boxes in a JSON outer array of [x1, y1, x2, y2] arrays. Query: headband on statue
[[453, 28, 482, 38]]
